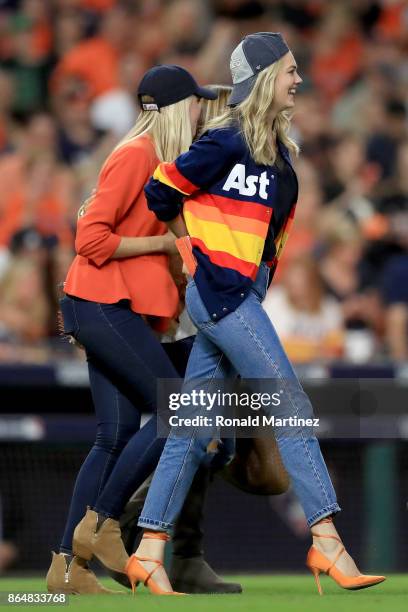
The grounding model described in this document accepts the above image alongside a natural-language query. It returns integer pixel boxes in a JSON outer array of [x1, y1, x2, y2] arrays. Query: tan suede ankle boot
[[46, 552, 123, 594], [73, 508, 129, 573]]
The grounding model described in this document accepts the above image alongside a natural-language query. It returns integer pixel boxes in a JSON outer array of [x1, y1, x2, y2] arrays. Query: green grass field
[[0, 575, 406, 611]]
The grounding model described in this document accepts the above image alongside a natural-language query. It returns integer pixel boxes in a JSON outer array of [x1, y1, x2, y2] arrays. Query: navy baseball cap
[[137, 65, 217, 110], [228, 32, 290, 106]]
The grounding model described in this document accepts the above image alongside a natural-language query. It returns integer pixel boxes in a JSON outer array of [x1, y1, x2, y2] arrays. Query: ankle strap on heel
[[143, 531, 170, 542], [311, 517, 339, 541], [311, 516, 345, 573]]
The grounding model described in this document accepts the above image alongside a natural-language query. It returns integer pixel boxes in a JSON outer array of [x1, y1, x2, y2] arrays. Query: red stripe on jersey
[[191, 192, 272, 222], [191, 237, 258, 280], [164, 162, 198, 194]]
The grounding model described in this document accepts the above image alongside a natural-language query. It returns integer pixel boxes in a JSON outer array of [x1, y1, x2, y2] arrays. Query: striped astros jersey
[[145, 124, 298, 320]]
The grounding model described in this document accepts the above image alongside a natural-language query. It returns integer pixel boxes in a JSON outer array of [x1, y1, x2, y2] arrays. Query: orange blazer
[[64, 135, 179, 324]]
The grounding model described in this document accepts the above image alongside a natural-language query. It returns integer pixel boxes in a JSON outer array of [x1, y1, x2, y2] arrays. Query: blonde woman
[[46, 65, 223, 594], [198, 84, 290, 496], [126, 34, 386, 595]]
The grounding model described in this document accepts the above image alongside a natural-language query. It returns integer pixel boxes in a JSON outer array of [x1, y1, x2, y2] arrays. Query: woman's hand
[[161, 230, 179, 255]]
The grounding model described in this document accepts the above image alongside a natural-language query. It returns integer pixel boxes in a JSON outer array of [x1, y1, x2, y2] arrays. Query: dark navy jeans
[[58, 295, 191, 554]]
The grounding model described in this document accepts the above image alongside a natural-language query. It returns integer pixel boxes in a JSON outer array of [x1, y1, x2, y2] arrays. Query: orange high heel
[[125, 532, 184, 596], [306, 518, 385, 595]]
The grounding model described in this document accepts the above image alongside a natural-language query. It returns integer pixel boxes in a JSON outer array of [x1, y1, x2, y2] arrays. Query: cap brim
[[196, 86, 218, 100], [227, 75, 257, 106]]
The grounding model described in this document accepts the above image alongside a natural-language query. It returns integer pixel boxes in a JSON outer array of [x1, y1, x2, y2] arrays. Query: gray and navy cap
[[228, 32, 290, 106]]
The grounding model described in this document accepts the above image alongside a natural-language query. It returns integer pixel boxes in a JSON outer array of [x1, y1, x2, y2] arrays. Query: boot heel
[[46, 551, 123, 595], [310, 567, 323, 595]]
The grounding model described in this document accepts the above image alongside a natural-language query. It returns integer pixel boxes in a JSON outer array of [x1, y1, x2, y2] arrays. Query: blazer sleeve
[[75, 144, 152, 267], [145, 128, 239, 222]]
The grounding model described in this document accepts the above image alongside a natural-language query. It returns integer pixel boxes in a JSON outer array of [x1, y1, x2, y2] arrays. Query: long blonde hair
[[205, 60, 299, 165], [197, 85, 232, 136], [114, 95, 195, 162]]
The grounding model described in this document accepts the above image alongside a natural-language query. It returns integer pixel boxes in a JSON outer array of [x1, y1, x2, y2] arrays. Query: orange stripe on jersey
[[192, 192, 272, 222], [184, 200, 270, 238], [191, 237, 258, 280], [153, 165, 185, 193], [157, 162, 198, 195]]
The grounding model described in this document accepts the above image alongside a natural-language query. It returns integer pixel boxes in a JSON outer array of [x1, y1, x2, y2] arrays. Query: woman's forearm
[[167, 214, 188, 238], [112, 234, 171, 259]]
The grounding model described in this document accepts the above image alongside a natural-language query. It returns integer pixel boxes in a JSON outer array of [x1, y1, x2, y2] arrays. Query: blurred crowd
[[0, 0, 407, 365]]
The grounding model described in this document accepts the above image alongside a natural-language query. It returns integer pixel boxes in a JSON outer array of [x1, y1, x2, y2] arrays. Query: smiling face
[[270, 51, 302, 116]]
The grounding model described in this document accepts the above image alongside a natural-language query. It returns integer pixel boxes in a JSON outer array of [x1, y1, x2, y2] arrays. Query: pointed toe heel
[[125, 532, 184, 596], [125, 555, 184, 596], [306, 518, 386, 595]]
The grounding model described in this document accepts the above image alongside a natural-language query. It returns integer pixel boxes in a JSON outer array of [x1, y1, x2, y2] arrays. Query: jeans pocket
[[59, 296, 79, 336], [253, 264, 270, 301]]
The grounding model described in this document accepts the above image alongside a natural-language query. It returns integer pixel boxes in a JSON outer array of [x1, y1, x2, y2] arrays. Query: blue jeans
[[58, 296, 180, 554], [138, 264, 340, 530]]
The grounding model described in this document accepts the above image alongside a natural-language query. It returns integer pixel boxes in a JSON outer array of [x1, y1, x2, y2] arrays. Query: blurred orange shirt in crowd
[[32, 21, 53, 61], [80, 0, 118, 11], [51, 37, 120, 98], [64, 135, 179, 326], [0, 190, 73, 248], [377, 1, 406, 39], [0, 155, 24, 215], [0, 155, 74, 248], [310, 33, 363, 105]]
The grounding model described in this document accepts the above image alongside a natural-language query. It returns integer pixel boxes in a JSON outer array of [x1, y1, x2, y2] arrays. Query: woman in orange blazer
[[46, 65, 218, 595]]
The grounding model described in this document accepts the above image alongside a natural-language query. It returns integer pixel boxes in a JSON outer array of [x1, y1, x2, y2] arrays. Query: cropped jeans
[[138, 264, 340, 530], [58, 296, 181, 554]]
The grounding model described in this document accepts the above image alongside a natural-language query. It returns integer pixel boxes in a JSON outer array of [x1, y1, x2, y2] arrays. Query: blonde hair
[[197, 85, 232, 136], [114, 95, 195, 162], [205, 60, 299, 165]]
